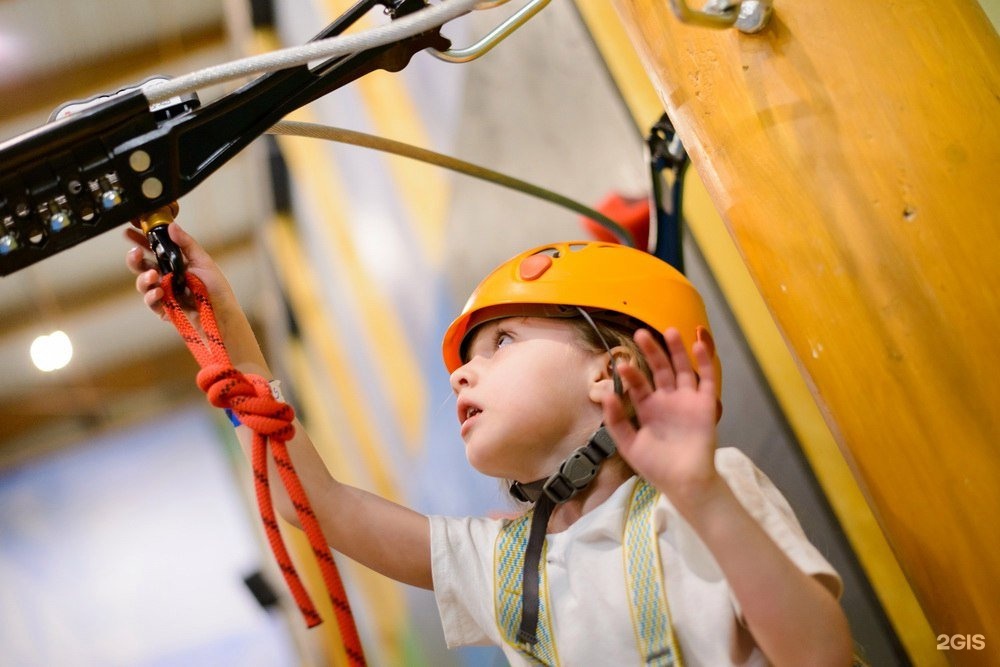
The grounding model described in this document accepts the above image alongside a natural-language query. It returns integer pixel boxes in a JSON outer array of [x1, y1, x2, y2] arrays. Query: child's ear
[[606, 345, 635, 377], [588, 345, 634, 403]]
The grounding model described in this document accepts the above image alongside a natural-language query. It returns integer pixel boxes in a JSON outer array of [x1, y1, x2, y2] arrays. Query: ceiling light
[[30, 330, 73, 372]]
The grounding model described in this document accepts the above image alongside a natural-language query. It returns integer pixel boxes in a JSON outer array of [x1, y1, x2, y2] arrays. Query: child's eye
[[494, 330, 513, 350]]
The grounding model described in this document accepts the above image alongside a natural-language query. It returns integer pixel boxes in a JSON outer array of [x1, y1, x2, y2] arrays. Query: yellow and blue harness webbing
[[494, 478, 683, 666]]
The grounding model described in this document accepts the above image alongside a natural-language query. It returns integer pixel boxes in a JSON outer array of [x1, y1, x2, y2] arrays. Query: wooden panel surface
[[610, 1, 1000, 662], [572, 2, 942, 661]]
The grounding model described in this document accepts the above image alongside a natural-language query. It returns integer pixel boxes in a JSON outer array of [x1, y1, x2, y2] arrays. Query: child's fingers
[[601, 389, 636, 450], [617, 361, 653, 405], [135, 269, 166, 318], [692, 340, 717, 396], [124, 226, 151, 250], [634, 328, 677, 390], [661, 328, 698, 390], [143, 285, 165, 311], [126, 246, 158, 275], [125, 246, 143, 274], [136, 267, 161, 291], [168, 222, 213, 268]]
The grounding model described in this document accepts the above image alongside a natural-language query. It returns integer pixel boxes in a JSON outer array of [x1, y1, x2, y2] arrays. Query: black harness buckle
[[510, 426, 617, 504]]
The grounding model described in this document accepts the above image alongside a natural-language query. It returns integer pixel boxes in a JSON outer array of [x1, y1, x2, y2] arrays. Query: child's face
[[450, 316, 609, 482]]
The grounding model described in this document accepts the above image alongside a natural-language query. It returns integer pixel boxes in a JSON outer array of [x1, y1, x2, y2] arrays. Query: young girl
[[126, 225, 853, 666]]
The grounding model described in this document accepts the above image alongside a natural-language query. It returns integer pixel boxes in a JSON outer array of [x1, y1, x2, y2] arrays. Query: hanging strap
[[496, 507, 559, 665], [160, 273, 366, 667], [517, 494, 554, 644]]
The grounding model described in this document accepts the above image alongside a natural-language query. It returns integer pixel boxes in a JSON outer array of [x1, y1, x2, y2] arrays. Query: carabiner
[[646, 114, 689, 273], [137, 203, 186, 292], [429, 0, 551, 63]]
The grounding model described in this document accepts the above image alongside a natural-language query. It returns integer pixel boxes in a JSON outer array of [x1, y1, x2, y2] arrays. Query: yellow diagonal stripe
[[323, 0, 452, 267], [283, 337, 410, 667], [275, 113, 427, 451]]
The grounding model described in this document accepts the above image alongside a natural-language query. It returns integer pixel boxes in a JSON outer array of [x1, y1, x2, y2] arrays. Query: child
[[126, 225, 853, 666]]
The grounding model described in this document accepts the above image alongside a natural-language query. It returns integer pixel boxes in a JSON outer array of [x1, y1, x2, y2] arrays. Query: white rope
[[267, 120, 635, 246], [142, 0, 480, 104]]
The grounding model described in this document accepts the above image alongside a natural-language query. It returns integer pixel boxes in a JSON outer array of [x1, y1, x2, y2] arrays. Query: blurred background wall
[[4, 0, 993, 664]]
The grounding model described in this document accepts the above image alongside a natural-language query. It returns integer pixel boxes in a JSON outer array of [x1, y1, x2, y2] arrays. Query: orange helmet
[[442, 241, 721, 400]]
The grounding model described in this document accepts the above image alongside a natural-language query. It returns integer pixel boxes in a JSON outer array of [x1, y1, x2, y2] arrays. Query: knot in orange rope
[[158, 271, 366, 665], [196, 365, 295, 441]]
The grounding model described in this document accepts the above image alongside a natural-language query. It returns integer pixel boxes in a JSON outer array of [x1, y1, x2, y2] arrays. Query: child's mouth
[[460, 407, 482, 436]]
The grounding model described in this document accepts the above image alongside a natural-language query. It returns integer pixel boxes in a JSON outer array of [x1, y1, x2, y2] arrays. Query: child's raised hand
[[125, 221, 231, 321], [125, 220, 269, 372], [602, 328, 722, 512], [125, 222, 270, 376]]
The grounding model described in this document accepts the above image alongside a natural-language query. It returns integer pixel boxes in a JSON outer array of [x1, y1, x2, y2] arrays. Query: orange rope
[[161, 272, 366, 666]]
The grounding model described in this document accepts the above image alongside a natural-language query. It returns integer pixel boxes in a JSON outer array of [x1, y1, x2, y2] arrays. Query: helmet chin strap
[[508, 425, 618, 645], [578, 307, 624, 396], [509, 308, 626, 645], [509, 426, 618, 504]]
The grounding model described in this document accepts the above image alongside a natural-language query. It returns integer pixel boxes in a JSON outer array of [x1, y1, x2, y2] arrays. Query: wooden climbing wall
[[609, 1, 1000, 664]]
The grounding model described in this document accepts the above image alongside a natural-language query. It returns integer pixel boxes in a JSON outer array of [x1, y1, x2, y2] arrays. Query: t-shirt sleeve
[[715, 447, 844, 599], [428, 513, 503, 647]]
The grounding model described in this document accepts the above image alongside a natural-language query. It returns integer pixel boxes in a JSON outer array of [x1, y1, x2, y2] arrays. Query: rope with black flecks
[[160, 272, 366, 667]]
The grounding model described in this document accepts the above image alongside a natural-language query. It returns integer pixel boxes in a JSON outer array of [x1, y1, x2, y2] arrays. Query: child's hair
[[568, 313, 656, 424], [570, 314, 654, 379]]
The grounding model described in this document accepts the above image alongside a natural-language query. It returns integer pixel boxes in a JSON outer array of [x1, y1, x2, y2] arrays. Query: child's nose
[[449, 362, 477, 394]]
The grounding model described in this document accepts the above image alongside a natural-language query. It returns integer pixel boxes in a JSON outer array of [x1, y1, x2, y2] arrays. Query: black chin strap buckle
[[509, 480, 540, 504], [509, 426, 617, 504]]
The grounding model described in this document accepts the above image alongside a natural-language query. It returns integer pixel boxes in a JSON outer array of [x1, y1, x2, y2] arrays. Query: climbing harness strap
[[160, 273, 366, 666], [624, 480, 683, 666], [517, 493, 554, 645], [495, 478, 683, 666], [496, 508, 559, 666]]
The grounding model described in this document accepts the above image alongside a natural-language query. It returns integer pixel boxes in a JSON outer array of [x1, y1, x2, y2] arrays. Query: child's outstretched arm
[[125, 222, 432, 589], [602, 328, 852, 666]]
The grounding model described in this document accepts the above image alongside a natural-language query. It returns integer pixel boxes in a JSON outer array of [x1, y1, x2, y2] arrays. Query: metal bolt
[[735, 0, 772, 33], [49, 212, 72, 232], [702, 0, 739, 15], [129, 150, 152, 172], [101, 189, 122, 210], [0, 234, 17, 255], [141, 177, 163, 199]]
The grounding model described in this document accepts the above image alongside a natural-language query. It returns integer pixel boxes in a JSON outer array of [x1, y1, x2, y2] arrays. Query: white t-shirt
[[429, 448, 842, 666]]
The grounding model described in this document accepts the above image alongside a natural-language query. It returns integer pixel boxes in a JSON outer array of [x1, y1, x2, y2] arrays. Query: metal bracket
[[0, 0, 449, 277], [429, 0, 550, 63], [646, 113, 689, 273], [669, 0, 772, 33]]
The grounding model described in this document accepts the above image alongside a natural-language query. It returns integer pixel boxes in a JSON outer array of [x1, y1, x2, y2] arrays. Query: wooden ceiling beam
[[0, 234, 254, 337], [0, 343, 200, 463], [0, 23, 227, 122]]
